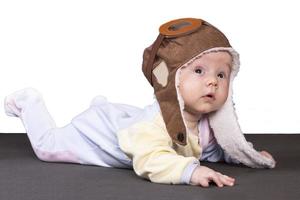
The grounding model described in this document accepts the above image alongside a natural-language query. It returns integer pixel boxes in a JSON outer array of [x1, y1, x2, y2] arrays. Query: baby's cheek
[[220, 84, 230, 100], [218, 90, 228, 104], [180, 82, 194, 97]]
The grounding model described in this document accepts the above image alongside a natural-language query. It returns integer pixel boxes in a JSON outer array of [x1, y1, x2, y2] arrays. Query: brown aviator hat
[[142, 18, 275, 169]]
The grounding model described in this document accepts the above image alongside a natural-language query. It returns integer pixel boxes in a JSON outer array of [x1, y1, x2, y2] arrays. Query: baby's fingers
[[217, 172, 235, 187], [210, 173, 223, 187], [260, 151, 275, 161]]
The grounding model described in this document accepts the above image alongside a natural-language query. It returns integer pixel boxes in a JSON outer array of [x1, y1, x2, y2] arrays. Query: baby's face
[[178, 51, 232, 116]]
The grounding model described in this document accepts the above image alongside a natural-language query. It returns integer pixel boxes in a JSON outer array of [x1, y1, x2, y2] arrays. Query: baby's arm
[[201, 139, 276, 166], [118, 122, 236, 187], [118, 122, 201, 185]]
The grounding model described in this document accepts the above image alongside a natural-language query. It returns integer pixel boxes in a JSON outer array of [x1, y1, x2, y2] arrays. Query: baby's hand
[[190, 166, 235, 188], [260, 150, 276, 165]]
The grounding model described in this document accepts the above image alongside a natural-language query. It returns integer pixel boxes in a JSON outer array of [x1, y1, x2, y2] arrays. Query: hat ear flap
[[153, 61, 169, 87]]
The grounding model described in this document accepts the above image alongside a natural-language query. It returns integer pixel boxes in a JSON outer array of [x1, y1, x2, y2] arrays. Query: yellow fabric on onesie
[[118, 113, 202, 184]]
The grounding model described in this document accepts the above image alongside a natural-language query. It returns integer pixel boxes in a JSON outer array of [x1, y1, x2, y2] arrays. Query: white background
[[0, 0, 299, 133]]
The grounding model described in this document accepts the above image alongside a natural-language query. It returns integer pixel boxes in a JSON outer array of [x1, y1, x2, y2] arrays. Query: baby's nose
[[207, 76, 218, 87]]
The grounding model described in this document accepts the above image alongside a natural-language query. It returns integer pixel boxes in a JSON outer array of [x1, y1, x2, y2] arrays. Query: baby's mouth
[[202, 93, 215, 100]]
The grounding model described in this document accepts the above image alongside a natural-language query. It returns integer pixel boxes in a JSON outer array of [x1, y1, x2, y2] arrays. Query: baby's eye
[[218, 72, 226, 79], [194, 68, 203, 74]]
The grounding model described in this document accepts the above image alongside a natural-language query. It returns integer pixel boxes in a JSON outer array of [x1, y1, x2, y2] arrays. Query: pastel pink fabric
[[33, 148, 80, 163], [199, 116, 216, 150]]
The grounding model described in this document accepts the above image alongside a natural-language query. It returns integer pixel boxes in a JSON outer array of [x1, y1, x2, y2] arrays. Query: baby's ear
[[153, 60, 169, 87]]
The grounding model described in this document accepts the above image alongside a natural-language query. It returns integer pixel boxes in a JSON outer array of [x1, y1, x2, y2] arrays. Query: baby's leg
[[4, 88, 99, 165]]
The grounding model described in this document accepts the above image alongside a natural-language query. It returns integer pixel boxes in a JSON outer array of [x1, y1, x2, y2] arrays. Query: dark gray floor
[[0, 133, 299, 200]]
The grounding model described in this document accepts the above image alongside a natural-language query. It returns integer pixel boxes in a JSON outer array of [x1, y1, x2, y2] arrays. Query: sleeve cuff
[[180, 160, 200, 184]]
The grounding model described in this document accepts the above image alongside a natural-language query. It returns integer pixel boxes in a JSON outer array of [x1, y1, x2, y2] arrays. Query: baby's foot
[[4, 87, 42, 118]]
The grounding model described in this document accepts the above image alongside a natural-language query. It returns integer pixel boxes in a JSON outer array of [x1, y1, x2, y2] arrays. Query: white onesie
[[4, 88, 234, 169]]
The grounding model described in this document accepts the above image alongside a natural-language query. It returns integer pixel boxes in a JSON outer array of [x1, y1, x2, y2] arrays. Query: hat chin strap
[[207, 47, 275, 168], [208, 84, 275, 168]]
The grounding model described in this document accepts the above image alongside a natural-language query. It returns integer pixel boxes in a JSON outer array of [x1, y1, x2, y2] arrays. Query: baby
[[4, 18, 276, 188]]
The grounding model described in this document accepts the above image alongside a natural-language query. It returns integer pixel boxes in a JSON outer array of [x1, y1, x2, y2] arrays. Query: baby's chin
[[183, 105, 216, 117], [192, 103, 221, 114]]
